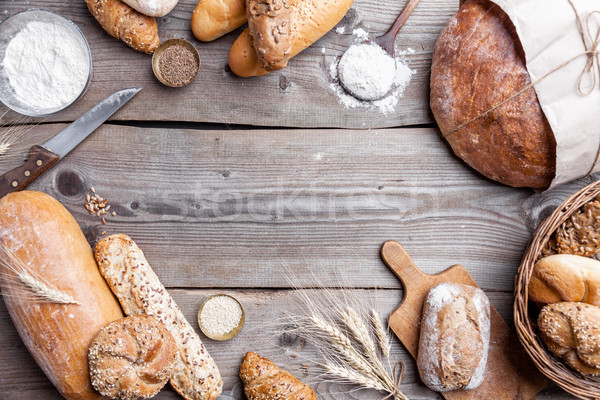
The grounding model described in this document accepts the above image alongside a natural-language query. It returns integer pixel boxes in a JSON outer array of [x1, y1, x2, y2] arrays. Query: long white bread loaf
[[0, 191, 124, 400], [94, 234, 222, 400]]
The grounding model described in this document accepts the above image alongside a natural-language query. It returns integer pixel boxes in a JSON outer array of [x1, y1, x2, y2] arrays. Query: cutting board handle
[[380, 241, 427, 293]]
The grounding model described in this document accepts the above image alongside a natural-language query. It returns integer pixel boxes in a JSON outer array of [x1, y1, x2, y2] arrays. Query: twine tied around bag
[[442, 0, 600, 177]]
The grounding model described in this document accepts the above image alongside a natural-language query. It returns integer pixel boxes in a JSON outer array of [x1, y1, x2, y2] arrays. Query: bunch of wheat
[[285, 287, 409, 400]]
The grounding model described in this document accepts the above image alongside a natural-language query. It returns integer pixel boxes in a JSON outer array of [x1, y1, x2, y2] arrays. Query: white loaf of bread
[[417, 282, 490, 392], [121, 0, 179, 16], [94, 234, 222, 400]]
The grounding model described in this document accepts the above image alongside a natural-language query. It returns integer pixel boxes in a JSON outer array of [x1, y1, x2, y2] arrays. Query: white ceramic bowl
[[0, 9, 92, 117]]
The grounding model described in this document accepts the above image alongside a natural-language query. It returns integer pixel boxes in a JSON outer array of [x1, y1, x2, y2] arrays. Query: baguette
[[229, 0, 354, 77], [191, 0, 247, 42], [121, 0, 179, 17], [94, 234, 223, 400], [417, 283, 490, 392], [86, 0, 160, 54], [528, 254, 600, 306], [0, 191, 124, 400]]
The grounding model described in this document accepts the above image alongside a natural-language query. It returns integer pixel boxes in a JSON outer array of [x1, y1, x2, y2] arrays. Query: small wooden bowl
[[197, 294, 245, 341], [152, 39, 199, 87], [515, 179, 600, 399]]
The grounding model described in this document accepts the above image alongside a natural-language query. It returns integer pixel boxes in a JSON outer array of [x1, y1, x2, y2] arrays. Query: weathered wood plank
[[0, 0, 457, 128], [0, 123, 544, 291], [0, 288, 569, 399]]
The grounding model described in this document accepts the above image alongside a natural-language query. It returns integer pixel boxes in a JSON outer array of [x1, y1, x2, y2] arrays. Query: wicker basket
[[515, 179, 600, 399]]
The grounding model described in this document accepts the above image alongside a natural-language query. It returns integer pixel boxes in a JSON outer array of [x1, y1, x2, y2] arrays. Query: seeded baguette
[[229, 0, 354, 77], [86, 0, 160, 54], [94, 234, 223, 400]]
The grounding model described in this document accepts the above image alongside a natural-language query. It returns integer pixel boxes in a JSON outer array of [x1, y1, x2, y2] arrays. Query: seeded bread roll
[[191, 0, 247, 42], [0, 191, 124, 400], [229, 0, 354, 77], [417, 282, 490, 392], [246, 0, 292, 71], [89, 315, 177, 400], [94, 234, 222, 400], [538, 302, 600, 376]]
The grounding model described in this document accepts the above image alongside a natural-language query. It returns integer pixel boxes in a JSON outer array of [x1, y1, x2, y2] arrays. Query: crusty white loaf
[[94, 234, 222, 400], [229, 0, 354, 77], [121, 0, 179, 17], [191, 0, 247, 42], [528, 254, 600, 306], [0, 191, 124, 400], [417, 282, 490, 392]]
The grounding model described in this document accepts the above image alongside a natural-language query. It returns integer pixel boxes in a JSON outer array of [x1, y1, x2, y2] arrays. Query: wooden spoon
[[337, 0, 421, 101]]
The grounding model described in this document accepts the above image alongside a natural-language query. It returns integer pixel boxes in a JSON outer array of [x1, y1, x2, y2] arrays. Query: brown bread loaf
[[417, 282, 490, 392], [94, 234, 222, 400], [528, 254, 600, 306], [538, 302, 600, 376], [239, 352, 317, 400], [229, 0, 353, 77], [191, 0, 247, 42], [86, 0, 160, 54], [430, 0, 556, 189], [0, 191, 124, 400]]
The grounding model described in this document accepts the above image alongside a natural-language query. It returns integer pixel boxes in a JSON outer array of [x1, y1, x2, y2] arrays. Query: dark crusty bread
[[417, 282, 490, 392], [430, 0, 556, 189], [538, 302, 600, 376]]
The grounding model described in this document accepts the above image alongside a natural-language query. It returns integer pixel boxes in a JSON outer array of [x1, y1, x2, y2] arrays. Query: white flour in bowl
[[2, 20, 89, 110], [328, 28, 415, 114]]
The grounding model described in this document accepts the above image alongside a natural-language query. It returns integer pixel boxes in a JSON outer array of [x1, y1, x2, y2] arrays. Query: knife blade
[[0, 87, 141, 198]]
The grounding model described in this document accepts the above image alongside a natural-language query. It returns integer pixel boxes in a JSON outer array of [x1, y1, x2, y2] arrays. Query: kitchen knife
[[0, 87, 141, 198]]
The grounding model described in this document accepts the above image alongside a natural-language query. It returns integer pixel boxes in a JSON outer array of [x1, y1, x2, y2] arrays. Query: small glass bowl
[[198, 294, 245, 341], [0, 9, 93, 117], [152, 38, 200, 87]]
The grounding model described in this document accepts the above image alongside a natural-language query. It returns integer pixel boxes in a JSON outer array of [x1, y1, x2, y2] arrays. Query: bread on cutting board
[[417, 282, 490, 392], [0, 191, 124, 400]]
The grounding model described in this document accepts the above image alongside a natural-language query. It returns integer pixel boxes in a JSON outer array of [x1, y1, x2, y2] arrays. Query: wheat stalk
[[0, 244, 78, 305], [371, 309, 391, 358], [323, 363, 385, 391]]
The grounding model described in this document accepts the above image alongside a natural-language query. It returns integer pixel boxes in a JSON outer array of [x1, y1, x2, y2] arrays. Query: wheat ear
[[0, 245, 78, 305], [323, 363, 385, 391], [370, 309, 391, 358]]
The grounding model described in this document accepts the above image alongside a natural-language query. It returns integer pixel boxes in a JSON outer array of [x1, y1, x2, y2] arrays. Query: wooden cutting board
[[380, 240, 547, 400]]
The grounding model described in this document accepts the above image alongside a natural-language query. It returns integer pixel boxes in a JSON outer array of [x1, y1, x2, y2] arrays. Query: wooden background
[[0, 0, 590, 399]]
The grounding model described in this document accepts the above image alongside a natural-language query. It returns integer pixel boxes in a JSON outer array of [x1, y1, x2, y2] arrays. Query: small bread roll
[[538, 302, 600, 376], [528, 254, 600, 306], [121, 0, 179, 17], [191, 0, 247, 42], [89, 315, 177, 399]]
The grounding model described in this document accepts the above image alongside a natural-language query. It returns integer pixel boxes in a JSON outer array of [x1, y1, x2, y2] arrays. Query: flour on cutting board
[[328, 28, 415, 114]]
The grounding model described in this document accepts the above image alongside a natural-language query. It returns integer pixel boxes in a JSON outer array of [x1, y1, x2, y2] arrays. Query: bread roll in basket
[[515, 179, 600, 399]]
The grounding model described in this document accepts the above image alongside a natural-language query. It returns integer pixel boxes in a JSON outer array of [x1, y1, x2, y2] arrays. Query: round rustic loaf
[[89, 315, 177, 400], [430, 0, 556, 189]]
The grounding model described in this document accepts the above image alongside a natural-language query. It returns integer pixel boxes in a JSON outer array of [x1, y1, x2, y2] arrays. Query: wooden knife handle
[[0, 145, 60, 198]]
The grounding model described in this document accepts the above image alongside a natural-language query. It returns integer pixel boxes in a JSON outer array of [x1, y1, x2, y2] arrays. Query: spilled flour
[[329, 28, 415, 114]]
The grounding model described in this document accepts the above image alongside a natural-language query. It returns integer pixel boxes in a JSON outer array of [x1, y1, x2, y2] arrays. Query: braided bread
[[538, 302, 600, 376]]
